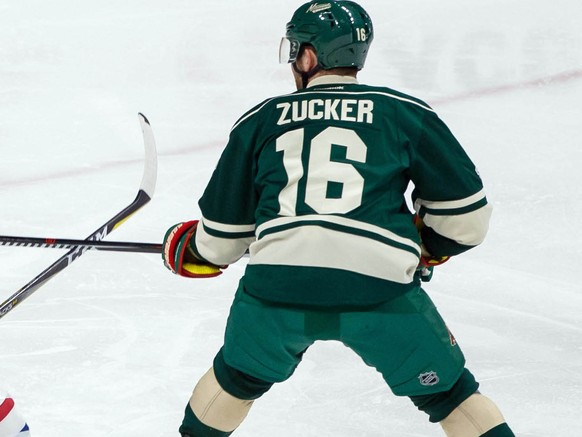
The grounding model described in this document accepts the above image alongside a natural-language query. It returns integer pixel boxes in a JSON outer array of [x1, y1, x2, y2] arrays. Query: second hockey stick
[[0, 236, 162, 254], [0, 113, 158, 320]]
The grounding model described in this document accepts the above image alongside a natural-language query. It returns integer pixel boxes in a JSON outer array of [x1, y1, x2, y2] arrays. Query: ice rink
[[1, 1, 581, 435]]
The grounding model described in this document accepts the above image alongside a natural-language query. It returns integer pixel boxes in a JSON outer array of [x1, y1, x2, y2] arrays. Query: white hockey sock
[[439, 393, 506, 437], [189, 367, 254, 432]]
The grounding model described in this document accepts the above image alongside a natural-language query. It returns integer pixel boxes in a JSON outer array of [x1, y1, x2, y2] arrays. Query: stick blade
[[138, 113, 158, 200]]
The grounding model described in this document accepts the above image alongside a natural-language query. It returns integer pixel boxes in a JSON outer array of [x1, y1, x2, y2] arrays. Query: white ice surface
[[1, 1, 581, 436]]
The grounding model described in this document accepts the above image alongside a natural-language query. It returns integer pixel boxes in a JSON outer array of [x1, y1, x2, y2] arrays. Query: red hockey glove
[[419, 254, 450, 268], [162, 220, 223, 278]]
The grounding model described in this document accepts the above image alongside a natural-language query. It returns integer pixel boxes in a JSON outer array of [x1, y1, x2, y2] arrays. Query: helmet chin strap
[[293, 62, 322, 89]]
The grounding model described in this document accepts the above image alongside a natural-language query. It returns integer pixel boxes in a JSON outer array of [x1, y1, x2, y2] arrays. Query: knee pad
[[213, 348, 274, 400], [409, 368, 479, 422]]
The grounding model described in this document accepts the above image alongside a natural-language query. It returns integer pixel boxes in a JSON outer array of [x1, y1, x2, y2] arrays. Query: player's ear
[[296, 45, 318, 73]]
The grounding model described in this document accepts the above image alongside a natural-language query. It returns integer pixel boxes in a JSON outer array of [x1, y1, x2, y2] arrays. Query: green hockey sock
[[179, 404, 233, 437], [481, 423, 515, 437]]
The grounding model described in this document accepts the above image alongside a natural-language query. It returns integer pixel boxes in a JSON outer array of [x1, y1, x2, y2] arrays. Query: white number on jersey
[[276, 127, 367, 215]]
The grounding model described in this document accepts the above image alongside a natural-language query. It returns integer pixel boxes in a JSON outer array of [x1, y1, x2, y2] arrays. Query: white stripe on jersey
[[201, 217, 255, 234], [422, 204, 492, 246], [414, 189, 487, 212], [196, 219, 254, 265], [249, 223, 420, 284]]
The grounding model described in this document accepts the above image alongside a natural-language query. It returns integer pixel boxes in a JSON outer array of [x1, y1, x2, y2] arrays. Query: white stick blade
[[138, 113, 158, 199]]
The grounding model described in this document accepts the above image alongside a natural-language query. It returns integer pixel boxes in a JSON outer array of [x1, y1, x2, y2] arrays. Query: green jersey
[[192, 75, 491, 306]]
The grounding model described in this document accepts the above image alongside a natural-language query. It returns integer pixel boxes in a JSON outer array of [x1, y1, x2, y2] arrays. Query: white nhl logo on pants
[[418, 371, 440, 386]]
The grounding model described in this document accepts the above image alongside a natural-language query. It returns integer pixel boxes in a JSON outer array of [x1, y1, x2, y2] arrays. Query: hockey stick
[[0, 236, 162, 253], [0, 113, 158, 320]]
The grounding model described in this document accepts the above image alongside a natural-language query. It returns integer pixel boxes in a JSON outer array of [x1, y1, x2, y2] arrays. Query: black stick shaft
[[0, 235, 162, 253]]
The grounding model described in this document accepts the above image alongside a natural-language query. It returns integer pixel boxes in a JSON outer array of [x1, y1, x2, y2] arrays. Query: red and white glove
[[162, 220, 224, 278]]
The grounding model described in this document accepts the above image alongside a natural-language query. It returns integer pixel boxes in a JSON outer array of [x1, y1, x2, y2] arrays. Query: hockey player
[[0, 391, 31, 437], [162, 1, 515, 436]]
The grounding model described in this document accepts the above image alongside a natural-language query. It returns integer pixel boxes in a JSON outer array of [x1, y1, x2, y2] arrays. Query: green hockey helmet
[[279, 1, 374, 70]]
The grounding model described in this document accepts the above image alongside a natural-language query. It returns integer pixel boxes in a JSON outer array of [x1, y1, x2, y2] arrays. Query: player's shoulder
[[230, 92, 297, 132], [355, 84, 434, 113]]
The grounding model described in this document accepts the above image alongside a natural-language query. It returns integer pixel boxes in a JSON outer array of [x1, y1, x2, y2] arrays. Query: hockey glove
[[414, 214, 451, 268], [162, 220, 223, 278], [419, 254, 450, 268]]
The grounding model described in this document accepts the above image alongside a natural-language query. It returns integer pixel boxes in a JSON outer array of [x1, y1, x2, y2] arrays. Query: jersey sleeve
[[192, 123, 258, 266], [408, 110, 492, 257]]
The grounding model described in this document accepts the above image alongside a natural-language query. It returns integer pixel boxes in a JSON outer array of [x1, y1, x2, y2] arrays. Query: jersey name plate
[[276, 98, 374, 125]]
